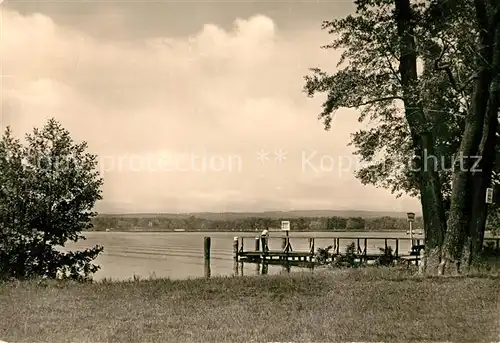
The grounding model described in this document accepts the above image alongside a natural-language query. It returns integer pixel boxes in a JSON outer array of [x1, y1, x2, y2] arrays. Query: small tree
[[0, 119, 104, 280]]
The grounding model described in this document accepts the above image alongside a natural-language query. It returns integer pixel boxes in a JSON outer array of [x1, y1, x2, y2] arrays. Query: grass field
[[0, 268, 499, 343]]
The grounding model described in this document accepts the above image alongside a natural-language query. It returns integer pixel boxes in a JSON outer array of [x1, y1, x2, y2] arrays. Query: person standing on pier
[[260, 228, 269, 252]]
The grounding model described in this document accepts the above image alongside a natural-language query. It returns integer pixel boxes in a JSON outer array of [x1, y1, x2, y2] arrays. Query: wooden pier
[[232, 235, 425, 265], [203, 235, 500, 277], [231, 236, 500, 266]]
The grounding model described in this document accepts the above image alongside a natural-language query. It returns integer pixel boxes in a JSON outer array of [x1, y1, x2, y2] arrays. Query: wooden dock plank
[[239, 251, 312, 258]]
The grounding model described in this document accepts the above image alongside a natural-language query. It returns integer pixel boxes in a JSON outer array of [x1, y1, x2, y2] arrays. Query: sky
[[0, 0, 421, 214]]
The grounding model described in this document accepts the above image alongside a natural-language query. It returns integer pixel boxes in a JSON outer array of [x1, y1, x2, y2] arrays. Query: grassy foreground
[[0, 268, 499, 343]]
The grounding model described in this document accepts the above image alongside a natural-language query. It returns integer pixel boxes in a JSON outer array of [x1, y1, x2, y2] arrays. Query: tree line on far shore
[[89, 215, 425, 232]]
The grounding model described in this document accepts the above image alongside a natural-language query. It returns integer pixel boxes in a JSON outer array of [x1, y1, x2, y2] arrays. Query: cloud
[[1, 8, 420, 213]]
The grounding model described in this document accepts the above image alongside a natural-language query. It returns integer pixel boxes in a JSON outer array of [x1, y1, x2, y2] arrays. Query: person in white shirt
[[260, 229, 269, 252]]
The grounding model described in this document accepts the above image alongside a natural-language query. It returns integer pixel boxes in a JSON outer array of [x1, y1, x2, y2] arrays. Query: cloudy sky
[[1, 0, 420, 213]]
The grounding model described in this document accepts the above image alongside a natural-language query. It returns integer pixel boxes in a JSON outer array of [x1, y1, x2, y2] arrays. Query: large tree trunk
[[440, 0, 498, 274], [394, 0, 447, 275], [467, 22, 500, 269], [441, 70, 491, 272]]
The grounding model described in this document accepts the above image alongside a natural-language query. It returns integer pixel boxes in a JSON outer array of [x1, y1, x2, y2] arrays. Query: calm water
[[67, 231, 420, 281]]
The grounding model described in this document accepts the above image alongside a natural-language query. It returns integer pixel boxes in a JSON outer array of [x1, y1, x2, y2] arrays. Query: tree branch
[[347, 96, 403, 108], [457, 72, 480, 93], [434, 43, 458, 90]]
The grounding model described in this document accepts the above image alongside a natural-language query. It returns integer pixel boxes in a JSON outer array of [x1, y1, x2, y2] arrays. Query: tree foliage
[[0, 119, 104, 280], [304, 0, 472, 201], [304, 0, 500, 272]]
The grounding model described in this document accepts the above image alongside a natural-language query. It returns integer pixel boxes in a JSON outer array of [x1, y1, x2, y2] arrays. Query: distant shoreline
[[90, 213, 425, 233], [94, 209, 422, 219]]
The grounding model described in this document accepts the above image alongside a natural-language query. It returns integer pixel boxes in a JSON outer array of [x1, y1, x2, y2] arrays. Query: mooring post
[[395, 239, 399, 257], [233, 259, 239, 276], [233, 236, 239, 276], [204, 236, 211, 260], [336, 238, 340, 254], [204, 237, 211, 278], [233, 236, 239, 260], [255, 237, 260, 251]]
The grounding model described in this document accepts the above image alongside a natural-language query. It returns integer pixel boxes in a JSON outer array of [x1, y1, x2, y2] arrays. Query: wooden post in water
[[233, 237, 239, 258], [395, 239, 399, 257], [255, 237, 260, 251], [234, 260, 239, 276], [336, 238, 340, 254], [233, 237, 239, 276], [204, 237, 211, 278]]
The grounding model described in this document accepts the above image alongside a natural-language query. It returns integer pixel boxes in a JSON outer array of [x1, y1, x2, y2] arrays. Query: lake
[[67, 231, 421, 281]]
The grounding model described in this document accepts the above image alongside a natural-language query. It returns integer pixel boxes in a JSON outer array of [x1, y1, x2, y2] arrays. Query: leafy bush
[[0, 119, 103, 281], [375, 246, 398, 266], [470, 241, 500, 273], [331, 243, 362, 268], [315, 245, 334, 264]]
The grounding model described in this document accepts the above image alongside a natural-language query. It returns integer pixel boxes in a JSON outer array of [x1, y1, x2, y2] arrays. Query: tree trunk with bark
[[394, 0, 447, 275], [467, 22, 500, 269], [440, 0, 499, 275]]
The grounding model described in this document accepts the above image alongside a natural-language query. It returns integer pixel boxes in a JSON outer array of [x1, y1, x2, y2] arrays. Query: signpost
[[486, 187, 494, 204]]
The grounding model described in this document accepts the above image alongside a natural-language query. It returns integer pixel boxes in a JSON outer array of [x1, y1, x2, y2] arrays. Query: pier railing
[[231, 236, 427, 266], [233, 236, 416, 255], [203, 235, 500, 277]]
